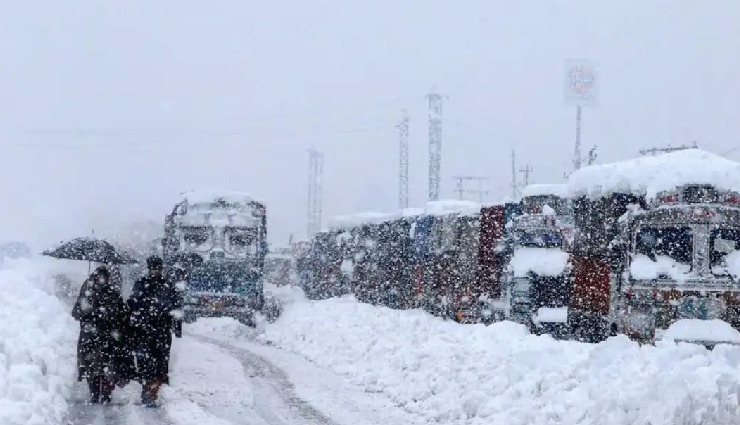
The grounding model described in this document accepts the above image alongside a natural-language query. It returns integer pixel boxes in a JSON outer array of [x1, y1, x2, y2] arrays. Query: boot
[[141, 380, 162, 407], [99, 378, 115, 404], [87, 377, 101, 404]]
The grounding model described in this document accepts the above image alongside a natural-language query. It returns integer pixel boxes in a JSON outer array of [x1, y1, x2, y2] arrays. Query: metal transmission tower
[[452, 176, 490, 202], [397, 110, 410, 209], [427, 91, 443, 201], [307, 149, 324, 238], [639, 142, 698, 156]]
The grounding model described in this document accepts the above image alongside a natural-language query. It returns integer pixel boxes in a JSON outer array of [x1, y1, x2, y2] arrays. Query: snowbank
[[508, 247, 569, 277], [569, 149, 740, 199], [261, 297, 740, 425], [522, 184, 569, 198], [662, 319, 740, 345], [0, 259, 77, 425]]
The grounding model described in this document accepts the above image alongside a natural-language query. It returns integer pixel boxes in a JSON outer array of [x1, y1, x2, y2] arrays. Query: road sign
[[564, 59, 597, 106]]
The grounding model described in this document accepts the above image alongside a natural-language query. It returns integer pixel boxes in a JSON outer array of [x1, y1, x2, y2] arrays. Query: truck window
[[710, 228, 740, 276], [183, 227, 210, 246], [635, 226, 693, 265]]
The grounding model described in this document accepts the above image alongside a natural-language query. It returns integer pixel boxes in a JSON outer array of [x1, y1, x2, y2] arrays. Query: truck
[[162, 190, 268, 326], [503, 185, 573, 337], [567, 149, 740, 347]]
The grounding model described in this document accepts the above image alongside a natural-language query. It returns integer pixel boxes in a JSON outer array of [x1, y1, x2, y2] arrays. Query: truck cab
[[504, 185, 573, 336], [611, 184, 740, 346], [163, 191, 268, 326]]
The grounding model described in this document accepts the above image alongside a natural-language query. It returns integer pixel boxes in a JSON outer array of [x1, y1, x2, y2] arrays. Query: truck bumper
[[183, 305, 256, 327]]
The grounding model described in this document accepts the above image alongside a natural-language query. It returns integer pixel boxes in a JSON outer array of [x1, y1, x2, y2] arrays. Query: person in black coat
[[127, 256, 182, 407], [72, 266, 133, 404]]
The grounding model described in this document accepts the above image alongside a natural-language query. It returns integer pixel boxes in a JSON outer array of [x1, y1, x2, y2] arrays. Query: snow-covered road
[[64, 320, 424, 425]]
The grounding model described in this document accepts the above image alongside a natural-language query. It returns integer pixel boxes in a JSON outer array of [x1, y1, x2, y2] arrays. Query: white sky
[[1, 1, 739, 249]]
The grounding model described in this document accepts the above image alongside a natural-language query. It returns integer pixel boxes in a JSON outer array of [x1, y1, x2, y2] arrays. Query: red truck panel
[[571, 255, 611, 315]]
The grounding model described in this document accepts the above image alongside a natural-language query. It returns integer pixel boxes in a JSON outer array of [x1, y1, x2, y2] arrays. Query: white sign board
[[564, 59, 597, 106]]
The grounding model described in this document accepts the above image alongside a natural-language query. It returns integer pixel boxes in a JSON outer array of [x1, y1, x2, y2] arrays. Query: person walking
[[72, 266, 133, 404], [127, 256, 182, 407]]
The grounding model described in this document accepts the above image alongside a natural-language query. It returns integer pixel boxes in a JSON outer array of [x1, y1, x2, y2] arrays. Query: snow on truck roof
[[328, 201, 481, 230], [175, 190, 263, 206], [328, 211, 396, 230], [521, 184, 569, 198], [568, 149, 740, 199], [424, 200, 480, 216]]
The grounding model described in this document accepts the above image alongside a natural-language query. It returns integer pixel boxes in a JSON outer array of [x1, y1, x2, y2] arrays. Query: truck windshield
[[635, 226, 693, 265], [710, 228, 740, 276], [521, 195, 571, 216], [514, 230, 563, 248]]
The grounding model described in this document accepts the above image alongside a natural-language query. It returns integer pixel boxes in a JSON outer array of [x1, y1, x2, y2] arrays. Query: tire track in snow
[[195, 335, 337, 425]]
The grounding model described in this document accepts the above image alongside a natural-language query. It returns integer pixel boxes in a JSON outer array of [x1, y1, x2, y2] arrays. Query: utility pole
[[428, 90, 443, 201], [511, 150, 518, 198], [573, 105, 582, 171], [452, 176, 489, 202], [397, 110, 410, 209], [639, 141, 698, 156], [518, 164, 533, 187], [307, 149, 324, 238]]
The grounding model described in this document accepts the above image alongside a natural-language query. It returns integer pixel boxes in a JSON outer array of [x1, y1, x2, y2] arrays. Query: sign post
[[564, 59, 597, 172]]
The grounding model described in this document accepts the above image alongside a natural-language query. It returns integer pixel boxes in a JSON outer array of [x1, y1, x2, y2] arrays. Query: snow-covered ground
[[260, 293, 740, 425], [8, 258, 740, 425], [0, 259, 78, 425]]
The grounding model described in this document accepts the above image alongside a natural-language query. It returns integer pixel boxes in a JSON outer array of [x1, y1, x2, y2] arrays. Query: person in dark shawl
[[128, 256, 182, 407], [72, 266, 133, 404]]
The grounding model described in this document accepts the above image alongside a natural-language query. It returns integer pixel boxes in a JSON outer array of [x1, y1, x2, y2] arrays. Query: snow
[[261, 296, 740, 425], [716, 250, 740, 279], [569, 149, 740, 199], [508, 247, 569, 277], [629, 254, 692, 281], [328, 211, 396, 230], [541, 204, 556, 216], [0, 259, 77, 425], [400, 207, 424, 218], [533, 307, 568, 324], [175, 189, 263, 207], [522, 184, 570, 198], [425, 199, 480, 216], [662, 319, 740, 345]]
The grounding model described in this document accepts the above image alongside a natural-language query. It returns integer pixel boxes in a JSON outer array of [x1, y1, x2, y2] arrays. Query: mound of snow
[[262, 297, 740, 425], [569, 149, 740, 199], [508, 247, 569, 277], [662, 319, 740, 345], [0, 259, 77, 425]]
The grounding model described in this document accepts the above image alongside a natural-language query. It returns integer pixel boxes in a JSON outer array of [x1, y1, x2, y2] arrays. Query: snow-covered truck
[[162, 190, 268, 326], [568, 149, 740, 346], [503, 184, 573, 336]]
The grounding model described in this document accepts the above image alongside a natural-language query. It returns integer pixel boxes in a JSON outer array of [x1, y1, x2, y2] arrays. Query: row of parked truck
[[300, 149, 740, 346]]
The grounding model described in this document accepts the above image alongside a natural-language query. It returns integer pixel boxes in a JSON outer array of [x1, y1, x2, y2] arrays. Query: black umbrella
[[43, 237, 138, 265]]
